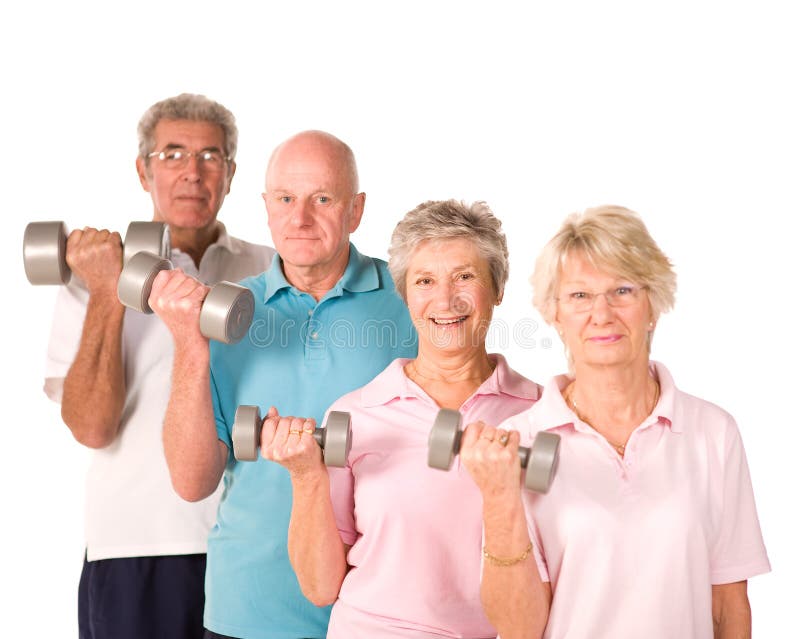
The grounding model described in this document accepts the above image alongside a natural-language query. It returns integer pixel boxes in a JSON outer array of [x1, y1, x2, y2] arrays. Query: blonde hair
[[532, 205, 676, 324]]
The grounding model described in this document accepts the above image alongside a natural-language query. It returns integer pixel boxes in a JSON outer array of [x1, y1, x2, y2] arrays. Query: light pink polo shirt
[[327, 354, 541, 639], [500, 361, 770, 639]]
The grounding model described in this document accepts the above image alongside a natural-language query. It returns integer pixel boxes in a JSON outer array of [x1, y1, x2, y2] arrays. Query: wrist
[[173, 341, 210, 367], [290, 465, 330, 492]]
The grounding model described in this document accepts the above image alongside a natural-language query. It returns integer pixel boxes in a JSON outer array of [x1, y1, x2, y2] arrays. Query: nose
[[429, 280, 455, 312], [589, 292, 614, 323], [290, 199, 314, 227], [181, 154, 202, 182]]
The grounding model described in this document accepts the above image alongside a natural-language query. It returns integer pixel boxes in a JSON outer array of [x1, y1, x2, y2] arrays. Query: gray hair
[[137, 93, 238, 162], [388, 199, 509, 302], [532, 205, 677, 324]]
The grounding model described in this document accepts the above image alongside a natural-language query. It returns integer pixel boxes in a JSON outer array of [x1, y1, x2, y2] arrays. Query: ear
[[136, 156, 151, 192], [348, 192, 366, 233], [225, 161, 237, 195]]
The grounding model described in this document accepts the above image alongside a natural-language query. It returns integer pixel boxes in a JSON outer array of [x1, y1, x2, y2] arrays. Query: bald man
[[151, 131, 418, 639]]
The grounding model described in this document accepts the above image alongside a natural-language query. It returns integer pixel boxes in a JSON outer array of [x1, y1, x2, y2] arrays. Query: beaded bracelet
[[483, 540, 533, 567]]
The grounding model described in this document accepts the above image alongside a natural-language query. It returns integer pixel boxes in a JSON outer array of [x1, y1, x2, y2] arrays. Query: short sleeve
[[44, 282, 89, 403], [210, 366, 233, 454], [710, 420, 771, 584], [325, 405, 357, 546], [522, 494, 551, 583]]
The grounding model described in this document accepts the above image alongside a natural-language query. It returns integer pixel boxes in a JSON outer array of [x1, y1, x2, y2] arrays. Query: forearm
[[61, 291, 126, 448], [481, 494, 548, 639], [288, 470, 348, 606], [713, 582, 751, 639], [162, 344, 226, 501]]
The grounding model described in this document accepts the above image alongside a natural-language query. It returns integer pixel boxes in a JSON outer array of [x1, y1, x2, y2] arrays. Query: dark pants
[[78, 553, 206, 639], [203, 631, 240, 639]]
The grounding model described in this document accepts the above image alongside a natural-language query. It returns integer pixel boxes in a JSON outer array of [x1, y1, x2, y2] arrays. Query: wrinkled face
[[263, 139, 364, 272], [136, 119, 234, 230], [405, 237, 498, 354], [553, 251, 653, 370]]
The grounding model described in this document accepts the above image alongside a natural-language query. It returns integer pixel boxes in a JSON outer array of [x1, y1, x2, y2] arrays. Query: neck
[[281, 248, 350, 302], [405, 346, 495, 411], [567, 360, 658, 433], [167, 222, 220, 269]]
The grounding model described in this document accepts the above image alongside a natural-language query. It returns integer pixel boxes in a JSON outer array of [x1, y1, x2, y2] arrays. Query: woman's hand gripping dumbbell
[[23, 220, 169, 287], [117, 251, 254, 344], [427, 408, 560, 493], [233, 405, 352, 468]]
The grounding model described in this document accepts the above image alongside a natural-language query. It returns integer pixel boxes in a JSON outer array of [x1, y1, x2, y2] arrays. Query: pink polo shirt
[[500, 361, 770, 639], [326, 354, 541, 639]]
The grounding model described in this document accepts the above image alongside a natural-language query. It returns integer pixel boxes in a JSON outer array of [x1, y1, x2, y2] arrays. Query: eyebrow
[[409, 263, 478, 274], [161, 143, 223, 153]]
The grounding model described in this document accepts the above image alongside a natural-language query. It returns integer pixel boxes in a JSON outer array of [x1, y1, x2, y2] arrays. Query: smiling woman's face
[[405, 237, 497, 356]]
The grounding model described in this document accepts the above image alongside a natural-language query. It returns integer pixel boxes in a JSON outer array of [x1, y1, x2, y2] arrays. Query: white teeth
[[431, 317, 466, 325]]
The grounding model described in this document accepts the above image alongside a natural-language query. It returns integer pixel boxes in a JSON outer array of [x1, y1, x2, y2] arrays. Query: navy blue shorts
[[78, 553, 206, 639]]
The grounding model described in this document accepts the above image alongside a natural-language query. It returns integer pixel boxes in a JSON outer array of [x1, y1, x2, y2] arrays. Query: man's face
[[263, 137, 364, 272], [136, 118, 235, 230]]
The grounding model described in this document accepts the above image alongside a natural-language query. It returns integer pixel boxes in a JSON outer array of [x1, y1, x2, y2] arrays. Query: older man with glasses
[[43, 93, 275, 639]]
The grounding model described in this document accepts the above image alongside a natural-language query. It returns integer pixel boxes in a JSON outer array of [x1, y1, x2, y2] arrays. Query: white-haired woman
[[461, 205, 770, 639], [260, 200, 542, 638]]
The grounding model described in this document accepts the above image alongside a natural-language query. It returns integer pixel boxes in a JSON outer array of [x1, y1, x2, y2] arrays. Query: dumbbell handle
[[117, 251, 254, 344], [451, 430, 532, 466], [232, 406, 352, 466], [23, 220, 170, 286]]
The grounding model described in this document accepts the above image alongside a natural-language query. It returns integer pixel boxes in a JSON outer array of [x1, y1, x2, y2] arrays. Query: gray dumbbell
[[23, 220, 170, 285], [232, 405, 352, 467], [427, 408, 560, 493], [116, 251, 255, 344]]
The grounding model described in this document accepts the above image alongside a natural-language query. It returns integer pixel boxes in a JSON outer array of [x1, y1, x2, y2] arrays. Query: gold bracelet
[[483, 540, 533, 567]]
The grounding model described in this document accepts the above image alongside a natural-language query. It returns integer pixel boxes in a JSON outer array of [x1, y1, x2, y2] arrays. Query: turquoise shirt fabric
[[205, 244, 418, 639]]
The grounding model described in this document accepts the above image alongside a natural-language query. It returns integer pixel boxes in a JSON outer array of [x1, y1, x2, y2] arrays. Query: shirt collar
[[263, 242, 378, 303], [530, 360, 678, 434], [170, 222, 240, 262], [360, 353, 541, 408], [209, 222, 240, 254]]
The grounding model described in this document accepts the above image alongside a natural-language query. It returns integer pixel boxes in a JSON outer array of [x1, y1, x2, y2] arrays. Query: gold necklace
[[567, 381, 661, 456]]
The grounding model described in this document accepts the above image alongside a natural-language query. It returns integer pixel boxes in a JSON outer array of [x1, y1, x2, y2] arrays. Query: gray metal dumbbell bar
[[428, 408, 560, 493], [232, 405, 352, 467], [23, 220, 170, 285], [117, 251, 255, 345]]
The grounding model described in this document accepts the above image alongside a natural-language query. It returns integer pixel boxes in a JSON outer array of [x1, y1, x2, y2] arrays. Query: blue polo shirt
[[205, 244, 418, 639]]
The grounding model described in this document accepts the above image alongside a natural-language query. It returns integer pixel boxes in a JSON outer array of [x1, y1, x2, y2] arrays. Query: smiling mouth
[[430, 317, 467, 325]]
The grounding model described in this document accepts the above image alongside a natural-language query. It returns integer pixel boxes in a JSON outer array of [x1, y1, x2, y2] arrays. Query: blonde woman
[[462, 206, 770, 639]]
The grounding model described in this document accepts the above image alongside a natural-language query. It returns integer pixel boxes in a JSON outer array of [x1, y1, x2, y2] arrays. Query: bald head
[[266, 130, 359, 194], [261, 130, 366, 291]]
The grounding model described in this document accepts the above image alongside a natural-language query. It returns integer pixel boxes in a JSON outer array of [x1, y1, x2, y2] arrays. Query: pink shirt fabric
[[500, 361, 770, 639], [326, 355, 542, 639]]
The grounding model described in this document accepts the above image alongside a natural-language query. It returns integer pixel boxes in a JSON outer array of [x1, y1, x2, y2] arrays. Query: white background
[[2, 0, 797, 635]]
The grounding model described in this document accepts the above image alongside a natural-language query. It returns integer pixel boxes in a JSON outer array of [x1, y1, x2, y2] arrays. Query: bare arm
[[262, 410, 349, 606], [712, 581, 751, 639], [151, 269, 228, 501], [60, 228, 126, 449], [461, 423, 550, 639]]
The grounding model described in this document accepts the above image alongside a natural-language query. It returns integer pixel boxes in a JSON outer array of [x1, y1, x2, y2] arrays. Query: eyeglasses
[[147, 147, 230, 172], [556, 285, 648, 312]]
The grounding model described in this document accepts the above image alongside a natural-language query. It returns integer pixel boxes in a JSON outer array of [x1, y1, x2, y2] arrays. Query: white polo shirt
[[44, 225, 274, 561], [501, 361, 770, 639]]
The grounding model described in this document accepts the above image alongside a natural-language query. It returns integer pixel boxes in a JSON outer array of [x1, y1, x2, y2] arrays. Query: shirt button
[[311, 332, 318, 340], [308, 310, 313, 316]]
